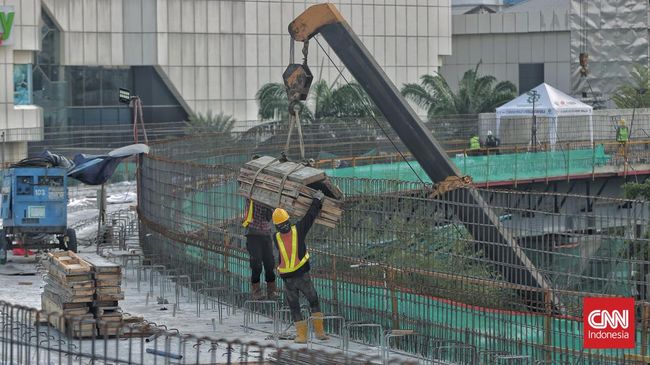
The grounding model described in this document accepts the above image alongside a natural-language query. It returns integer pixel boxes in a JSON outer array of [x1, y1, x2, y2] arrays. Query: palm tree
[[613, 64, 650, 109], [184, 111, 236, 138], [254, 80, 378, 157], [255, 80, 375, 123], [401, 62, 517, 119]]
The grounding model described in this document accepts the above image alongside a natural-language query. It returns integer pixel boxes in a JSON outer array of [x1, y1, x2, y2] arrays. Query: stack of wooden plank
[[237, 156, 344, 228], [79, 253, 125, 337], [41, 251, 96, 338]]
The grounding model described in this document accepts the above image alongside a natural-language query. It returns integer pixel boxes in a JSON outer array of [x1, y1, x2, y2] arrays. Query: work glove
[[313, 190, 325, 201]]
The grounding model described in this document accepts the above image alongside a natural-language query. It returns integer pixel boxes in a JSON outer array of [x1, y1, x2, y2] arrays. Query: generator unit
[[0, 167, 76, 264]]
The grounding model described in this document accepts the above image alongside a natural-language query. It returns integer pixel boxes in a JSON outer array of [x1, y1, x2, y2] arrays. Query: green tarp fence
[[325, 146, 610, 183]]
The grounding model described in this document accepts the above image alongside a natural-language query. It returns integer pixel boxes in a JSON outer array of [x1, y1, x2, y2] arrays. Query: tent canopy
[[495, 83, 593, 145]]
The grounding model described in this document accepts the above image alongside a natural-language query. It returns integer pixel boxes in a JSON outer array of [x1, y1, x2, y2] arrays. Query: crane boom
[[284, 3, 561, 311]]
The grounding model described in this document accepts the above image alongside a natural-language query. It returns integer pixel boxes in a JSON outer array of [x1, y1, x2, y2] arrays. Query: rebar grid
[[137, 135, 650, 363], [0, 300, 389, 365]]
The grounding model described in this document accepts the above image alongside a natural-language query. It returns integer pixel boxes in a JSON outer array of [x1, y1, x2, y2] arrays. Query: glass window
[[67, 67, 84, 106], [14, 64, 33, 105], [84, 67, 101, 106], [101, 68, 130, 106]]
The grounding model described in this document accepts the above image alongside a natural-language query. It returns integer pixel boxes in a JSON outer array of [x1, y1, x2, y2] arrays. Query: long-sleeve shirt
[[243, 199, 273, 236], [273, 198, 322, 278]]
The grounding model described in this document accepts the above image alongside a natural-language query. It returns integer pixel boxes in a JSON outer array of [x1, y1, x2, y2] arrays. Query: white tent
[[495, 83, 593, 148]]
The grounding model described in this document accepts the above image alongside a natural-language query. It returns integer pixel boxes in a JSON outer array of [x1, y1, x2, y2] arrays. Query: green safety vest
[[616, 126, 629, 143], [469, 136, 480, 150]]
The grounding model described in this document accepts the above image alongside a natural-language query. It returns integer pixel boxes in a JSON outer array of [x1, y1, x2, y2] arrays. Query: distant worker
[[242, 156, 277, 300], [485, 130, 500, 148], [485, 130, 500, 155], [468, 135, 481, 156], [616, 119, 629, 156], [272, 190, 328, 344]]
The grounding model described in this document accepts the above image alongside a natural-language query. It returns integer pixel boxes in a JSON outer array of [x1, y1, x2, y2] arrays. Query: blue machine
[[0, 144, 150, 264], [0, 167, 76, 264]]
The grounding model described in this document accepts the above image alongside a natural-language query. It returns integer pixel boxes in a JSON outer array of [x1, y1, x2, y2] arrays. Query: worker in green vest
[[616, 119, 629, 143], [469, 135, 481, 156], [616, 119, 629, 157]]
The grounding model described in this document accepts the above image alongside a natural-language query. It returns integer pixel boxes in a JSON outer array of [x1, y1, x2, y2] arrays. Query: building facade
[[0, 0, 454, 159], [440, 0, 649, 108], [0, 0, 41, 162]]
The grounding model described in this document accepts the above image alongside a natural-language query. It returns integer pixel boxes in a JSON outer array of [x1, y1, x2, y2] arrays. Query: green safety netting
[[325, 145, 610, 183]]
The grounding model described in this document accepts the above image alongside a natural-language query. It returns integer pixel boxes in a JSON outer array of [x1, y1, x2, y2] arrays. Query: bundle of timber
[[41, 251, 96, 338], [237, 156, 344, 228], [78, 253, 125, 337]]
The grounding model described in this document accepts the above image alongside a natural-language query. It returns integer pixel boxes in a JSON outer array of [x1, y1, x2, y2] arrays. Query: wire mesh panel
[[0, 301, 391, 364], [136, 133, 650, 364]]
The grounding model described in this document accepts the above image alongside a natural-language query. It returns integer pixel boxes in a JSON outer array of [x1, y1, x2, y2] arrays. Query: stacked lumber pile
[[41, 251, 96, 338], [237, 156, 344, 228], [79, 253, 124, 337]]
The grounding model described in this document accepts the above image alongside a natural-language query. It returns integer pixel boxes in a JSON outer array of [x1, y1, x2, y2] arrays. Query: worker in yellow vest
[[272, 190, 328, 344], [242, 158, 277, 300], [468, 135, 481, 156]]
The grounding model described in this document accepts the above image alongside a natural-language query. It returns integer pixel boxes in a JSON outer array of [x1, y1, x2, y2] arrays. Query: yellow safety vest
[[242, 200, 254, 227], [617, 126, 629, 143], [470, 136, 480, 150], [276, 226, 310, 274]]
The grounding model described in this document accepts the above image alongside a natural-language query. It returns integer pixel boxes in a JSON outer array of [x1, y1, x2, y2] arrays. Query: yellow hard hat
[[620, 119, 626, 126], [272, 208, 290, 225]]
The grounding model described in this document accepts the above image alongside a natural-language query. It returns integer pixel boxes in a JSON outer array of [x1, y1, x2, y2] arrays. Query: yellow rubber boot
[[312, 312, 329, 340], [294, 320, 308, 344]]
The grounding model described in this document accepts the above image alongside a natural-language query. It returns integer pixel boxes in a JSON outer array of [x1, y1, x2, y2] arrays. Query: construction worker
[[485, 130, 500, 155], [242, 159, 277, 300], [485, 130, 500, 148], [469, 135, 481, 156], [272, 190, 328, 344], [616, 119, 629, 156]]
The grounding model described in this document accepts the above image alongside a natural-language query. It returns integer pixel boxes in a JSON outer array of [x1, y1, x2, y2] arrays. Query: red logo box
[[583, 297, 635, 349]]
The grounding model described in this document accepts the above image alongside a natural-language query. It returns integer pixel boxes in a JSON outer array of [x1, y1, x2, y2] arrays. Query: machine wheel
[[0, 230, 7, 265], [65, 228, 78, 253]]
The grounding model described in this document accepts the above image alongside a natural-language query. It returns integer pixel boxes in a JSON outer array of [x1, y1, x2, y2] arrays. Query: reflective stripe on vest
[[242, 200, 254, 227], [276, 226, 310, 274]]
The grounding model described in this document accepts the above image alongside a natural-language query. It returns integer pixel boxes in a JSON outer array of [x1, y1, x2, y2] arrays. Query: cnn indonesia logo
[[583, 297, 635, 349]]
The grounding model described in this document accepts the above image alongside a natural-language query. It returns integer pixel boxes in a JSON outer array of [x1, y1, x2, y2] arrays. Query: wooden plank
[[244, 156, 325, 185], [42, 290, 90, 310], [42, 293, 90, 314], [42, 261, 93, 282], [94, 300, 119, 307], [238, 169, 305, 190], [238, 180, 301, 199], [96, 279, 121, 287], [44, 277, 94, 290], [96, 292, 125, 301], [47, 251, 92, 274], [95, 286, 122, 295], [77, 253, 121, 274], [95, 273, 121, 281]]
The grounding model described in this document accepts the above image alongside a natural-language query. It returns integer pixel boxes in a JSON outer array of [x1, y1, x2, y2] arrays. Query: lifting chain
[[302, 40, 309, 65]]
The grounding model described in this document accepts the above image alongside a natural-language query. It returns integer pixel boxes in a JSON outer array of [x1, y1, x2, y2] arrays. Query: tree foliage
[[401, 62, 517, 119], [255, 80, 376, 123], [184, 111, 236, 138], [623, 180, 650, 200], [612, 64, 650, 109]]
